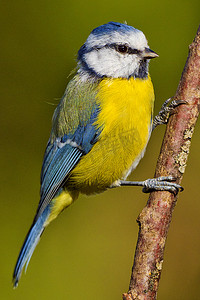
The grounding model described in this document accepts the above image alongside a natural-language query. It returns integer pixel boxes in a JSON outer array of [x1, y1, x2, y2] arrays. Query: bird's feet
[[117, 176, 183, 195], [152, 98, 186, 130]]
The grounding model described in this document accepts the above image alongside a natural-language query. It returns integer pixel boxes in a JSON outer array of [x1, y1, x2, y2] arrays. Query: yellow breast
[[69, 75, 154, 194]]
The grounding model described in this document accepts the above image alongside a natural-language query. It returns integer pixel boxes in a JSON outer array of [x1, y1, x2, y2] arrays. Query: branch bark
[[123, 25, 200, 300]]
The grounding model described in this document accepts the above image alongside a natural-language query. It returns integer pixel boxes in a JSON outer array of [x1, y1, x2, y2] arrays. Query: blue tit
[[13, 21, 179, 287]]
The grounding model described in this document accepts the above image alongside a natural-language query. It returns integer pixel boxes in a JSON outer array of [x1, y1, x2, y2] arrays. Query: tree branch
[[123, 25, 200, 300]]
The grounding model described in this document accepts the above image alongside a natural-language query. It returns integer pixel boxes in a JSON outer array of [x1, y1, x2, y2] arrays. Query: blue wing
[[34, 107, 101, 221]]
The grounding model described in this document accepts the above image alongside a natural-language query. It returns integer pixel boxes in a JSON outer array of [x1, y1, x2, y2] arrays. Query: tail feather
[[13, 190, 77, 287], [13, 206, 50, 288]]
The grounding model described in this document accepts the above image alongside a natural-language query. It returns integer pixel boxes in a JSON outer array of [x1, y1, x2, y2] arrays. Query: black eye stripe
[[114, 44, 141, 55], [92, 44, 141, 55], [128, 48, 141, 55]]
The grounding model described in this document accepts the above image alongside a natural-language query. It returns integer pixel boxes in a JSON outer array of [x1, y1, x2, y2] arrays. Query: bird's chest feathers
[[69, 76, 155, 191], [96, 76, 154, 147]]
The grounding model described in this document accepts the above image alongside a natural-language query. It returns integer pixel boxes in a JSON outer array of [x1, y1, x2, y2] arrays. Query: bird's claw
[[153, 98, 187, 130], [142, 175, 183, 195]]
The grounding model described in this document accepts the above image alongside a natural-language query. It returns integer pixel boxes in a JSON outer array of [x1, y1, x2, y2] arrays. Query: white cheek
[[84, 49, 118, 76], [121, 55, 140, 77], [84, 49, 140, 78]]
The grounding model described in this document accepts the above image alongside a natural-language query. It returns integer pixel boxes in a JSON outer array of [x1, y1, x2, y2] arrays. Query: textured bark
[[123, 25, 200, 300]]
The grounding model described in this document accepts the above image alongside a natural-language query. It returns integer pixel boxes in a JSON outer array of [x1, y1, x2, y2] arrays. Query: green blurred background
[[1, 1, 200, 299]]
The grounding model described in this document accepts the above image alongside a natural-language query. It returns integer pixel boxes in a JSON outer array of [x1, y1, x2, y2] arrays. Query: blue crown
[[91, 22, 135, 36]]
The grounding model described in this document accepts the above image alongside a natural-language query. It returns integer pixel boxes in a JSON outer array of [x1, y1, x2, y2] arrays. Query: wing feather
[[34, 105, 101, 221]]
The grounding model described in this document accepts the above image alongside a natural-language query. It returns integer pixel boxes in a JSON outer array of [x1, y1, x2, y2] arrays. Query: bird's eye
[[116, 45, 129, 54]]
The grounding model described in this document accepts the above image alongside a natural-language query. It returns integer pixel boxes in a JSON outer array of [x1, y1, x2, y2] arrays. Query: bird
[[13, 21, 182, 287]]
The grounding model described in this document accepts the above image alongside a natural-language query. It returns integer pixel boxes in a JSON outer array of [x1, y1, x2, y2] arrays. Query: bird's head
[[78, 22, 158, 79]]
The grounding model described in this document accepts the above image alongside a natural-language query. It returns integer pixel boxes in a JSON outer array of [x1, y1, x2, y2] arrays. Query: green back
[[51, 74, 100, 140]]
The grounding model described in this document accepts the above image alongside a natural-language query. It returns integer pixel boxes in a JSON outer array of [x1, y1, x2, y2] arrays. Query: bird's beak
[[142, 47, 159, 59]]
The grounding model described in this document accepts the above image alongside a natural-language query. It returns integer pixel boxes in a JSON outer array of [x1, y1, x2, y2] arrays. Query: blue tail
[[13, 205, 51, 287]]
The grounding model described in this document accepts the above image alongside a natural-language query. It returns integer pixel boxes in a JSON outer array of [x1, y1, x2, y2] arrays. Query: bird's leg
[[111, 176, 183, 195], [152, 98, 187, 130]]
